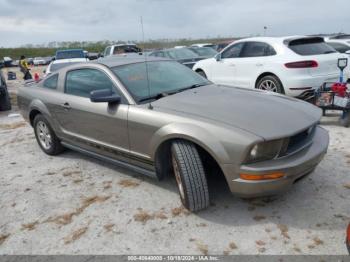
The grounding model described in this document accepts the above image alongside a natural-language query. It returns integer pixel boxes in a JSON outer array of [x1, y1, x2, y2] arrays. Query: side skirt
[[61, 142, 158, 179]]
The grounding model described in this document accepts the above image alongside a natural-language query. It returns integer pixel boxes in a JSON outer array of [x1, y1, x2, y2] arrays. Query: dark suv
[[0, 69, 12, 111]]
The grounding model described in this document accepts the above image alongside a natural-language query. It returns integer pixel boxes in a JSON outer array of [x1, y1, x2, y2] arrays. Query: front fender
[[150, 122, 231, 165]]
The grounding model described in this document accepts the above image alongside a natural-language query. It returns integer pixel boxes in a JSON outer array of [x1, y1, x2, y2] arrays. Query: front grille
[[279, 126, 315, 157]]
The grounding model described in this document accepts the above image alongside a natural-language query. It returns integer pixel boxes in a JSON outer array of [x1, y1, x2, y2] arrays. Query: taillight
[[347, 223, 350, 244], [285, 60, 318, 68]]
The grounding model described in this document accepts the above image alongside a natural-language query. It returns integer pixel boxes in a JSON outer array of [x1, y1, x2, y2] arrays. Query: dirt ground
[[0, 66, 349, 255]]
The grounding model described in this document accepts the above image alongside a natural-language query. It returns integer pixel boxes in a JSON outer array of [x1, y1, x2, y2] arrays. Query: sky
[[0, 0, 349, 47]]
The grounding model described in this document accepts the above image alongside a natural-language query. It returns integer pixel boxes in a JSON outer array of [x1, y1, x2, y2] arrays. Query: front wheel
[[256, 75, 284, 94], [171, 140, 210, 212], [33, 114, 64, 155]]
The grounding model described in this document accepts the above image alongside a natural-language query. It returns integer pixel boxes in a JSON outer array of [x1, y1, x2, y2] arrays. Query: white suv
[[193, 36, 349, 98]]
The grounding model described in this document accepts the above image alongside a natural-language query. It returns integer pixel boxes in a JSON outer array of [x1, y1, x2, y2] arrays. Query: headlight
[[246, 139, 285, 163]]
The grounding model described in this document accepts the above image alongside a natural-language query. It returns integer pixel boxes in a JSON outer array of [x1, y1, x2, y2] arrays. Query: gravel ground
[[0, 67, 349, 255]]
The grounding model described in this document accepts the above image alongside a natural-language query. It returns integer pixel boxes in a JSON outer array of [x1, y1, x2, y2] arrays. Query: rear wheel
[[256, 75, 284, 94], [171, 140, 209, 212], [33, 114, 64, 155]]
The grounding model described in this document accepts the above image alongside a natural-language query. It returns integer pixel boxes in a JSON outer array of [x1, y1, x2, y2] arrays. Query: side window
[[65, 69, 116, 98], [43, 74, 58, 89], [221, 43, 244, 59], [327, 42, 349, 53], [240, 42, 276, 57]]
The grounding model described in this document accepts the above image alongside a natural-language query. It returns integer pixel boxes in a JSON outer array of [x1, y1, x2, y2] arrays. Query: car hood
[[151, 84, 321, 140]]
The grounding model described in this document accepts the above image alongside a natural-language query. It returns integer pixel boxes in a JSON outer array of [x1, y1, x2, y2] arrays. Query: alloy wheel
[[172, 155, 185, 201], [259, 79, 278, 92], [36, 121, 52, 150]]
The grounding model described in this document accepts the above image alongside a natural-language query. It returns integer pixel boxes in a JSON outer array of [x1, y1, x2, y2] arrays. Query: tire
[[171, 140, 209, 212], [0, 88, 12, 111], [196, 70, 207, 79], [33, 114, 64, 155], [256, 75, 284, 94]]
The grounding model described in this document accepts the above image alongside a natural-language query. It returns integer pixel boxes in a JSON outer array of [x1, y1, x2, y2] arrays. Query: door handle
[[228, 63, 235, 67], [61, 102, 71, 110], [256, 63, 263, 67]]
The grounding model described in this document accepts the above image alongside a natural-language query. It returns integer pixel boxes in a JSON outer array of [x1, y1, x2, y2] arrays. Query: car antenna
[[140, 16, 153, 110]]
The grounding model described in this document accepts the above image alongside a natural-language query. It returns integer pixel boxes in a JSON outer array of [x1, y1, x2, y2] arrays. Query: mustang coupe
[[18, 57, 329, 211]]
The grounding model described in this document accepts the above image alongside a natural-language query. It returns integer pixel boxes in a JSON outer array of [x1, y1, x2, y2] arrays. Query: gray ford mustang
[[18, 57, 329, 211]]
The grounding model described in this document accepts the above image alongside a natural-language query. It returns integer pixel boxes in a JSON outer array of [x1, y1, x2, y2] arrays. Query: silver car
[[17, 57, 329, 211]]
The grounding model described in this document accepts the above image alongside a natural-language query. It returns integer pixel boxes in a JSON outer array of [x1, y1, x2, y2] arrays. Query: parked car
[[103, 44, 142, 57], [193, 36, 349, 99], [12, 60, 19, 67], [55, 49, 88, 60], [188, 47, 218, 58], [33, 57, 46, 66], [3, 57, 13, 67], [191, 43, 216, 49], [44, 58, 87, 77], [27, 58, 34, 65], [0, 71, 11, 111], [215, 40, 235, 52], [149, 48, 206, 68], [324, 35, 350, 56], [43, 56, 53, 65], [17, 57, 329, 211]]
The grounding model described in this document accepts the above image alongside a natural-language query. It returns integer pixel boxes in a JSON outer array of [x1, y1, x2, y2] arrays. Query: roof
[[96, 55, 171, 68], [234, 35, 324, 45]]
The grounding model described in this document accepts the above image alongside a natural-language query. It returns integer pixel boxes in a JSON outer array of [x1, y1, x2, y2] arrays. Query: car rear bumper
[[226, 126, 329, 198], [283, 74, 340, 97]]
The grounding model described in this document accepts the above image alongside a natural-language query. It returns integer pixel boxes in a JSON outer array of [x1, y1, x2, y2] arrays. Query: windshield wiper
[[138, 92, 169, 103], [175, 82, 210, 94]]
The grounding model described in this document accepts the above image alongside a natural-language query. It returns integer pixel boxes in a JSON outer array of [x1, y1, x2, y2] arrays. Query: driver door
[[210, 42, 245, 86], [53, 68, 130, 161]]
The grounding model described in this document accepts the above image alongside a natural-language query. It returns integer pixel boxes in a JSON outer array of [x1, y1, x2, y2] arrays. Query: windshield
[[50, 62, 80, 72], [166, 49, 199, 60], [112, 61, 210, 103], [190, 47, 218, 57], [56, 50, 84, 60]]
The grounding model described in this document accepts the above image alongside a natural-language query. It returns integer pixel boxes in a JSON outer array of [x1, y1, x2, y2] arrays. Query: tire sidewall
[[257, 75, 284, 94], [171, 148, 191, 208]]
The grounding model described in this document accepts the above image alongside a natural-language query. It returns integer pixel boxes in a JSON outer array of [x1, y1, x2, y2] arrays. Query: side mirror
[[346, 50, 350, 55], [215, 53, 222, 61], [43, 70, 46, 74], [52, 57, 56, 61], [90, 89, 121, 103]]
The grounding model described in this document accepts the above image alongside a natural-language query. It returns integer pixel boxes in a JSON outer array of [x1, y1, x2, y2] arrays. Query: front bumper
[[227, 126, 329, 198]]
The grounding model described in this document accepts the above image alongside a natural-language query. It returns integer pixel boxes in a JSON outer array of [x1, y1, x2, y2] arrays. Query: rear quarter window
[[288, 38, 336, 56], [43, 74, 58, 90]]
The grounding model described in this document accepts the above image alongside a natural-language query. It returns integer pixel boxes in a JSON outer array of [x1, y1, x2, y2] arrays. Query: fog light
[[240, 172, 285, 181]]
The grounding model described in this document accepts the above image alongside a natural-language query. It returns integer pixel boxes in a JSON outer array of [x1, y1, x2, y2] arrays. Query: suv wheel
[[33, 114, 64, 155], [257, 75, 284, 94], [171, 140, 209, 211]]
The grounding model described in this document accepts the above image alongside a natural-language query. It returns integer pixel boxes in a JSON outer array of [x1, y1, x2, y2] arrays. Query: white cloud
[[0, 0, 349, 47]]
